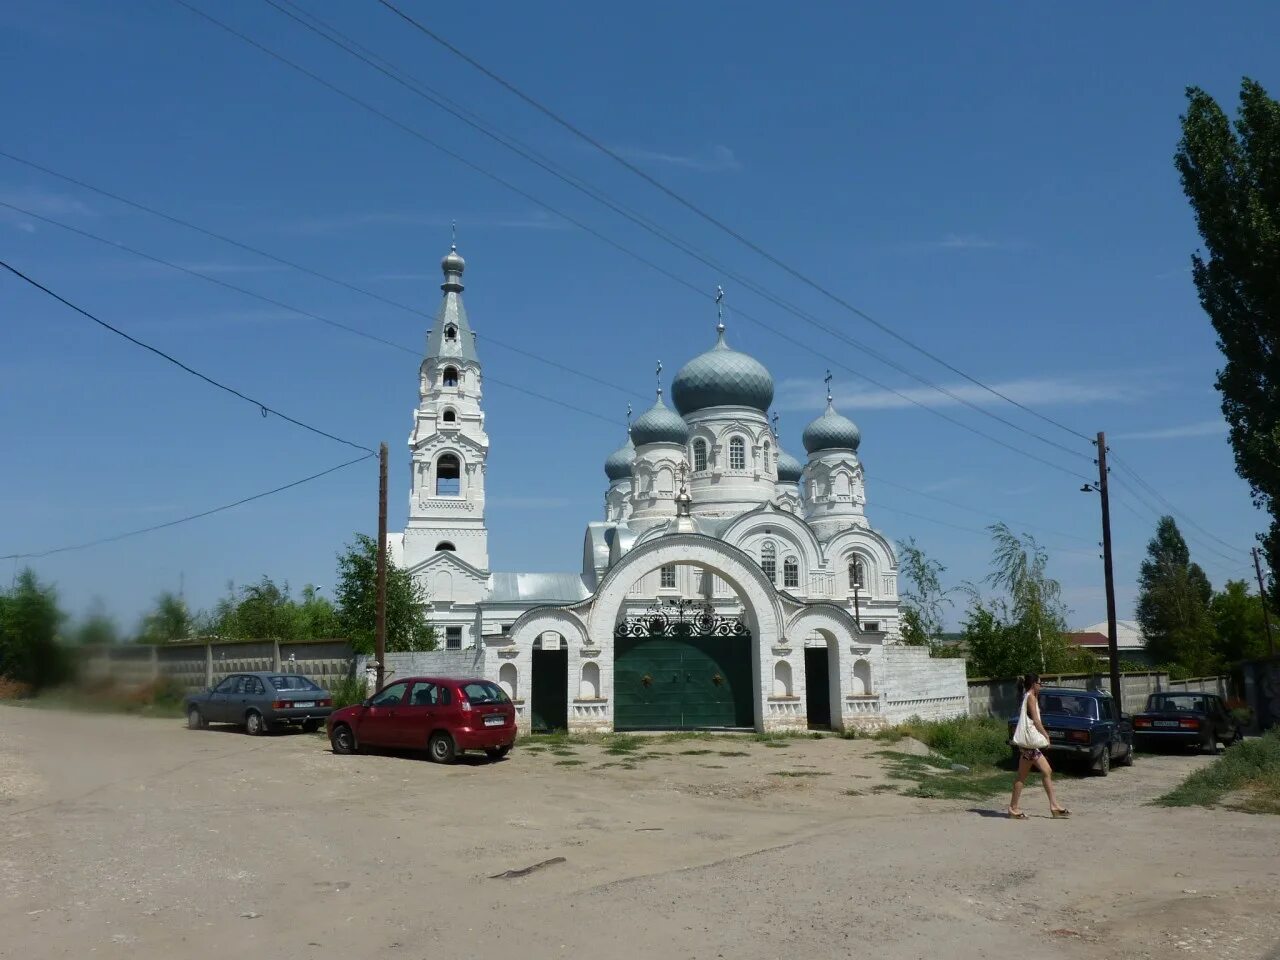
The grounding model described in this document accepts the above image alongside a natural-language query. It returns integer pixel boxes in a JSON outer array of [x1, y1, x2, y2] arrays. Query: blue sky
[[2, 0, 1275, 634]]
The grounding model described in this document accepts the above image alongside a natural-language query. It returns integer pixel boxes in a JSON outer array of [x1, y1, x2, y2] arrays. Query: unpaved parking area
[[2, 706, 1278, 960]]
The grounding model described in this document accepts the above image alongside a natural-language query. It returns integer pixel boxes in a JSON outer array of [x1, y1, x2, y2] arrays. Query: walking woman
[[1008, 673, 1070, 819]]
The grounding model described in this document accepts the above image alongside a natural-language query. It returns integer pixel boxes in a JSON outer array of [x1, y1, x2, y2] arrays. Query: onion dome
[[441, 245, 465, 276], [776, 447, 804, 483], [604, 437, 635, 481], [630, 394, 690, 447], [671, 327, 774, 415], [803, 401, 861, 454]]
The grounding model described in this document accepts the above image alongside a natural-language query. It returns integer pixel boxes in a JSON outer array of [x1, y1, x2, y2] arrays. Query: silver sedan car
[[184, 671, 334, 735]]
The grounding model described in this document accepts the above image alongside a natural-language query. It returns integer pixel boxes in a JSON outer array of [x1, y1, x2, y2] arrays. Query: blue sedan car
[[185, 671, 334, 736], [1007, 687, 1135, 776]]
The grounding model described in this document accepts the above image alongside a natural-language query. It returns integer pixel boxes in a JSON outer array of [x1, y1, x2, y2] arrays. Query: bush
[[1158, 729, 1280, 814], [329, 673, 368, 710], [879, 715, 1011, 769]]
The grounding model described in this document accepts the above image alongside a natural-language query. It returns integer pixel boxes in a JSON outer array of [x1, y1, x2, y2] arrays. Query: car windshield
[[1147, 694, 1208, 713], [462, 681, 509, 705], [1038, 693, 1097, 719], [269, 675, 321, 691]]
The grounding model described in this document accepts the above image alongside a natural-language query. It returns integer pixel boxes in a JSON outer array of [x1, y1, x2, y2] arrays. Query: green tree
[[335, 534, 437, 654], [0, 568, 70, 690], [137, 591, 193, 644], [1136, 516, 1219, 676], [202, 578, 338, 640], [1175, 79, 1280, 574], [896, 537, 951, 648], [70, 597, 120, 647], [956, 523, 1079, 678], [1210, 579, 1273, 663]]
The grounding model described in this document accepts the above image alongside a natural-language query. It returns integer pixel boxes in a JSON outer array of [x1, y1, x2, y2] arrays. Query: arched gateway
[[500, 534, 879, 734]]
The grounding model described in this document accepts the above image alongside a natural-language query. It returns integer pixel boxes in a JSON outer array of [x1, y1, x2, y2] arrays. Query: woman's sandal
[[1051, 807, 1071, 818], [1007, 809, 1028, 820]]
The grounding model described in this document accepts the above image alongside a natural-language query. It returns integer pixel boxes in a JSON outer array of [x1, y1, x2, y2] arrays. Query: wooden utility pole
[[375, 442, 388, 690], [1095, 432, 1123, 710], [1253, 547, 1276, 658]]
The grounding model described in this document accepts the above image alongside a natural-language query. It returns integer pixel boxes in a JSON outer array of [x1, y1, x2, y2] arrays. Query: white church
[[388, 244, 967, 734]]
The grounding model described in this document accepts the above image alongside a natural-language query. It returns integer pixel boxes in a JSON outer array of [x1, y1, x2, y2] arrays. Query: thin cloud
[[170, 261, 286, 275], [614, 144, 742, 173], [908, 234, 1025, 252], [776, 374, 1151, 413], [1112, 420, 1227, 441], [276, 209, 568, 237], [0, 185, 93, 217]]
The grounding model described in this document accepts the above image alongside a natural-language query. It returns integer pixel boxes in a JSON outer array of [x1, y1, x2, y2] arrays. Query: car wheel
[[485, 745, 512, 761], [1203, 732, 1220, 755], [1118, 743, 1135, 767], [245, 711, 265, 736], [330, 724, 357, 755], [428, 732, 457, 764], [187, 707, 206, 730], [302, 720, 320, 734], [1094, 747, 1111, 777]]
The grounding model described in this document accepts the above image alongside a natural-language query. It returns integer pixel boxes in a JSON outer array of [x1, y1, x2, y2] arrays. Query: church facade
[[388, 245, 968, 733]]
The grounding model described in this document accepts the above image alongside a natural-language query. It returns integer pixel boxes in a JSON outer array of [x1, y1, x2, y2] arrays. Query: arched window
[[499, 663, 518, 700], [761, 540, 777, 584], [580, 662, 600, 699], [729, 436, 746, 470], [436, 454, 461, 496], [773, 660, 793, 697], [444, 324, 458, 342], [783, 556, 799, 588], [442, 366, 459, 388], [435, 541, 456, 552], [849, 557, 865, 590], [442, 408, 457, 423], [693, 438, 708, 472], [762, 440, 771, 469]]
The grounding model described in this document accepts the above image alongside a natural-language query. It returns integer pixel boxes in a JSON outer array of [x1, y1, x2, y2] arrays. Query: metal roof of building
[[485, 572, 591, 604]]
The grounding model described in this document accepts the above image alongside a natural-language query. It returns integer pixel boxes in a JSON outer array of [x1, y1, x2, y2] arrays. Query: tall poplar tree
[[1175, 79, 1280, 575], [1136, 516, 1218, 675]]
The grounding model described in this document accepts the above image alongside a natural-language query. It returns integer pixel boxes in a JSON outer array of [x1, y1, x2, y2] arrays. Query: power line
[[373, 0, 1097, 448], [1, 259, 376, 455], [261, 0, 1091, 466], [1106, 480, 1252, 579], [165, 0, 1093, 484], [1108, 452, 1248, 556], [868, 473, 1097, 546], [0, 202, 624, 428], [0, 153, 642, 403], [0, 454, 373, 560]]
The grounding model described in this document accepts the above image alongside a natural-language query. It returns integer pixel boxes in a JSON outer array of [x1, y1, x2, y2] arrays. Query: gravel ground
[[2, 705, 1278, 960]]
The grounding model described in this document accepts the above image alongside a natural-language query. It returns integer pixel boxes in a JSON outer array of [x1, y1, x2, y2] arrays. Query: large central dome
[[671, 329, 774, 415]]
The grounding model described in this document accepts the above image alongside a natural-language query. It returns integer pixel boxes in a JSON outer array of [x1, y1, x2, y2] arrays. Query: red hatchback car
[[327, 676, 516, 763]]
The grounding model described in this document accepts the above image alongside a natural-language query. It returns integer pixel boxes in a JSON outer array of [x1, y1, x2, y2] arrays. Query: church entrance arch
[[614, 599, 753, 730], [587, 534, 782, 732]]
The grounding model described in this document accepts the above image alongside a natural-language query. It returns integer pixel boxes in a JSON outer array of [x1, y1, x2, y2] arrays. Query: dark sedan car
[[1007, 687, 1134, 776], [185, 671, 333, 735], [1133, 692, 1242, 754]]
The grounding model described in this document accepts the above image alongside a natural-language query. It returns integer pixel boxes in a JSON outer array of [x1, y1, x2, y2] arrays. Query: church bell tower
[[402, 242, 490, 572]]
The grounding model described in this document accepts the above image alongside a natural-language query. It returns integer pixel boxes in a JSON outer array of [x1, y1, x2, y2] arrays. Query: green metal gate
[[614, 600, 753, 730]]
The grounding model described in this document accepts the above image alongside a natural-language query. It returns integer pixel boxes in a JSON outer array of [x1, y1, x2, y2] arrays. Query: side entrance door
[[614, 634, 753, 730]]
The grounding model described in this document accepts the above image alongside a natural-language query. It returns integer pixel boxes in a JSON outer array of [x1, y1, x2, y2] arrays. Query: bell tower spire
[[403, 236, 491, 573]]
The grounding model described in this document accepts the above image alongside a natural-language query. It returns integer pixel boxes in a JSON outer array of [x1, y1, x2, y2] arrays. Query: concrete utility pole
[[1253, 547, 1276, 658], [1084, 432, 1123, 710], [375, 442, 388, 690]]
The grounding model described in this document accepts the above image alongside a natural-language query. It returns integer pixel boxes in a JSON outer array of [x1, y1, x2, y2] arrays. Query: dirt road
[[2, 706, 1278, 960]]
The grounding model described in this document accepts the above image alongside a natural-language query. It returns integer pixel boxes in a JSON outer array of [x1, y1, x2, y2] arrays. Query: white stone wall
[[878, 646, 969, 723]]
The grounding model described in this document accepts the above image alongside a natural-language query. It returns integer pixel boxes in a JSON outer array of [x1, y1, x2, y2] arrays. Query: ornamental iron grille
[[615, 597, 749, 640]]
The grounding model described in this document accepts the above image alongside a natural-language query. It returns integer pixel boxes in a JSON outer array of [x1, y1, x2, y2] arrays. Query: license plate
[[1154, 720, 1180, 728], [293, 701, 315, 708], [483, 715, 503, 727], [1049, 732, 1064, 741]]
